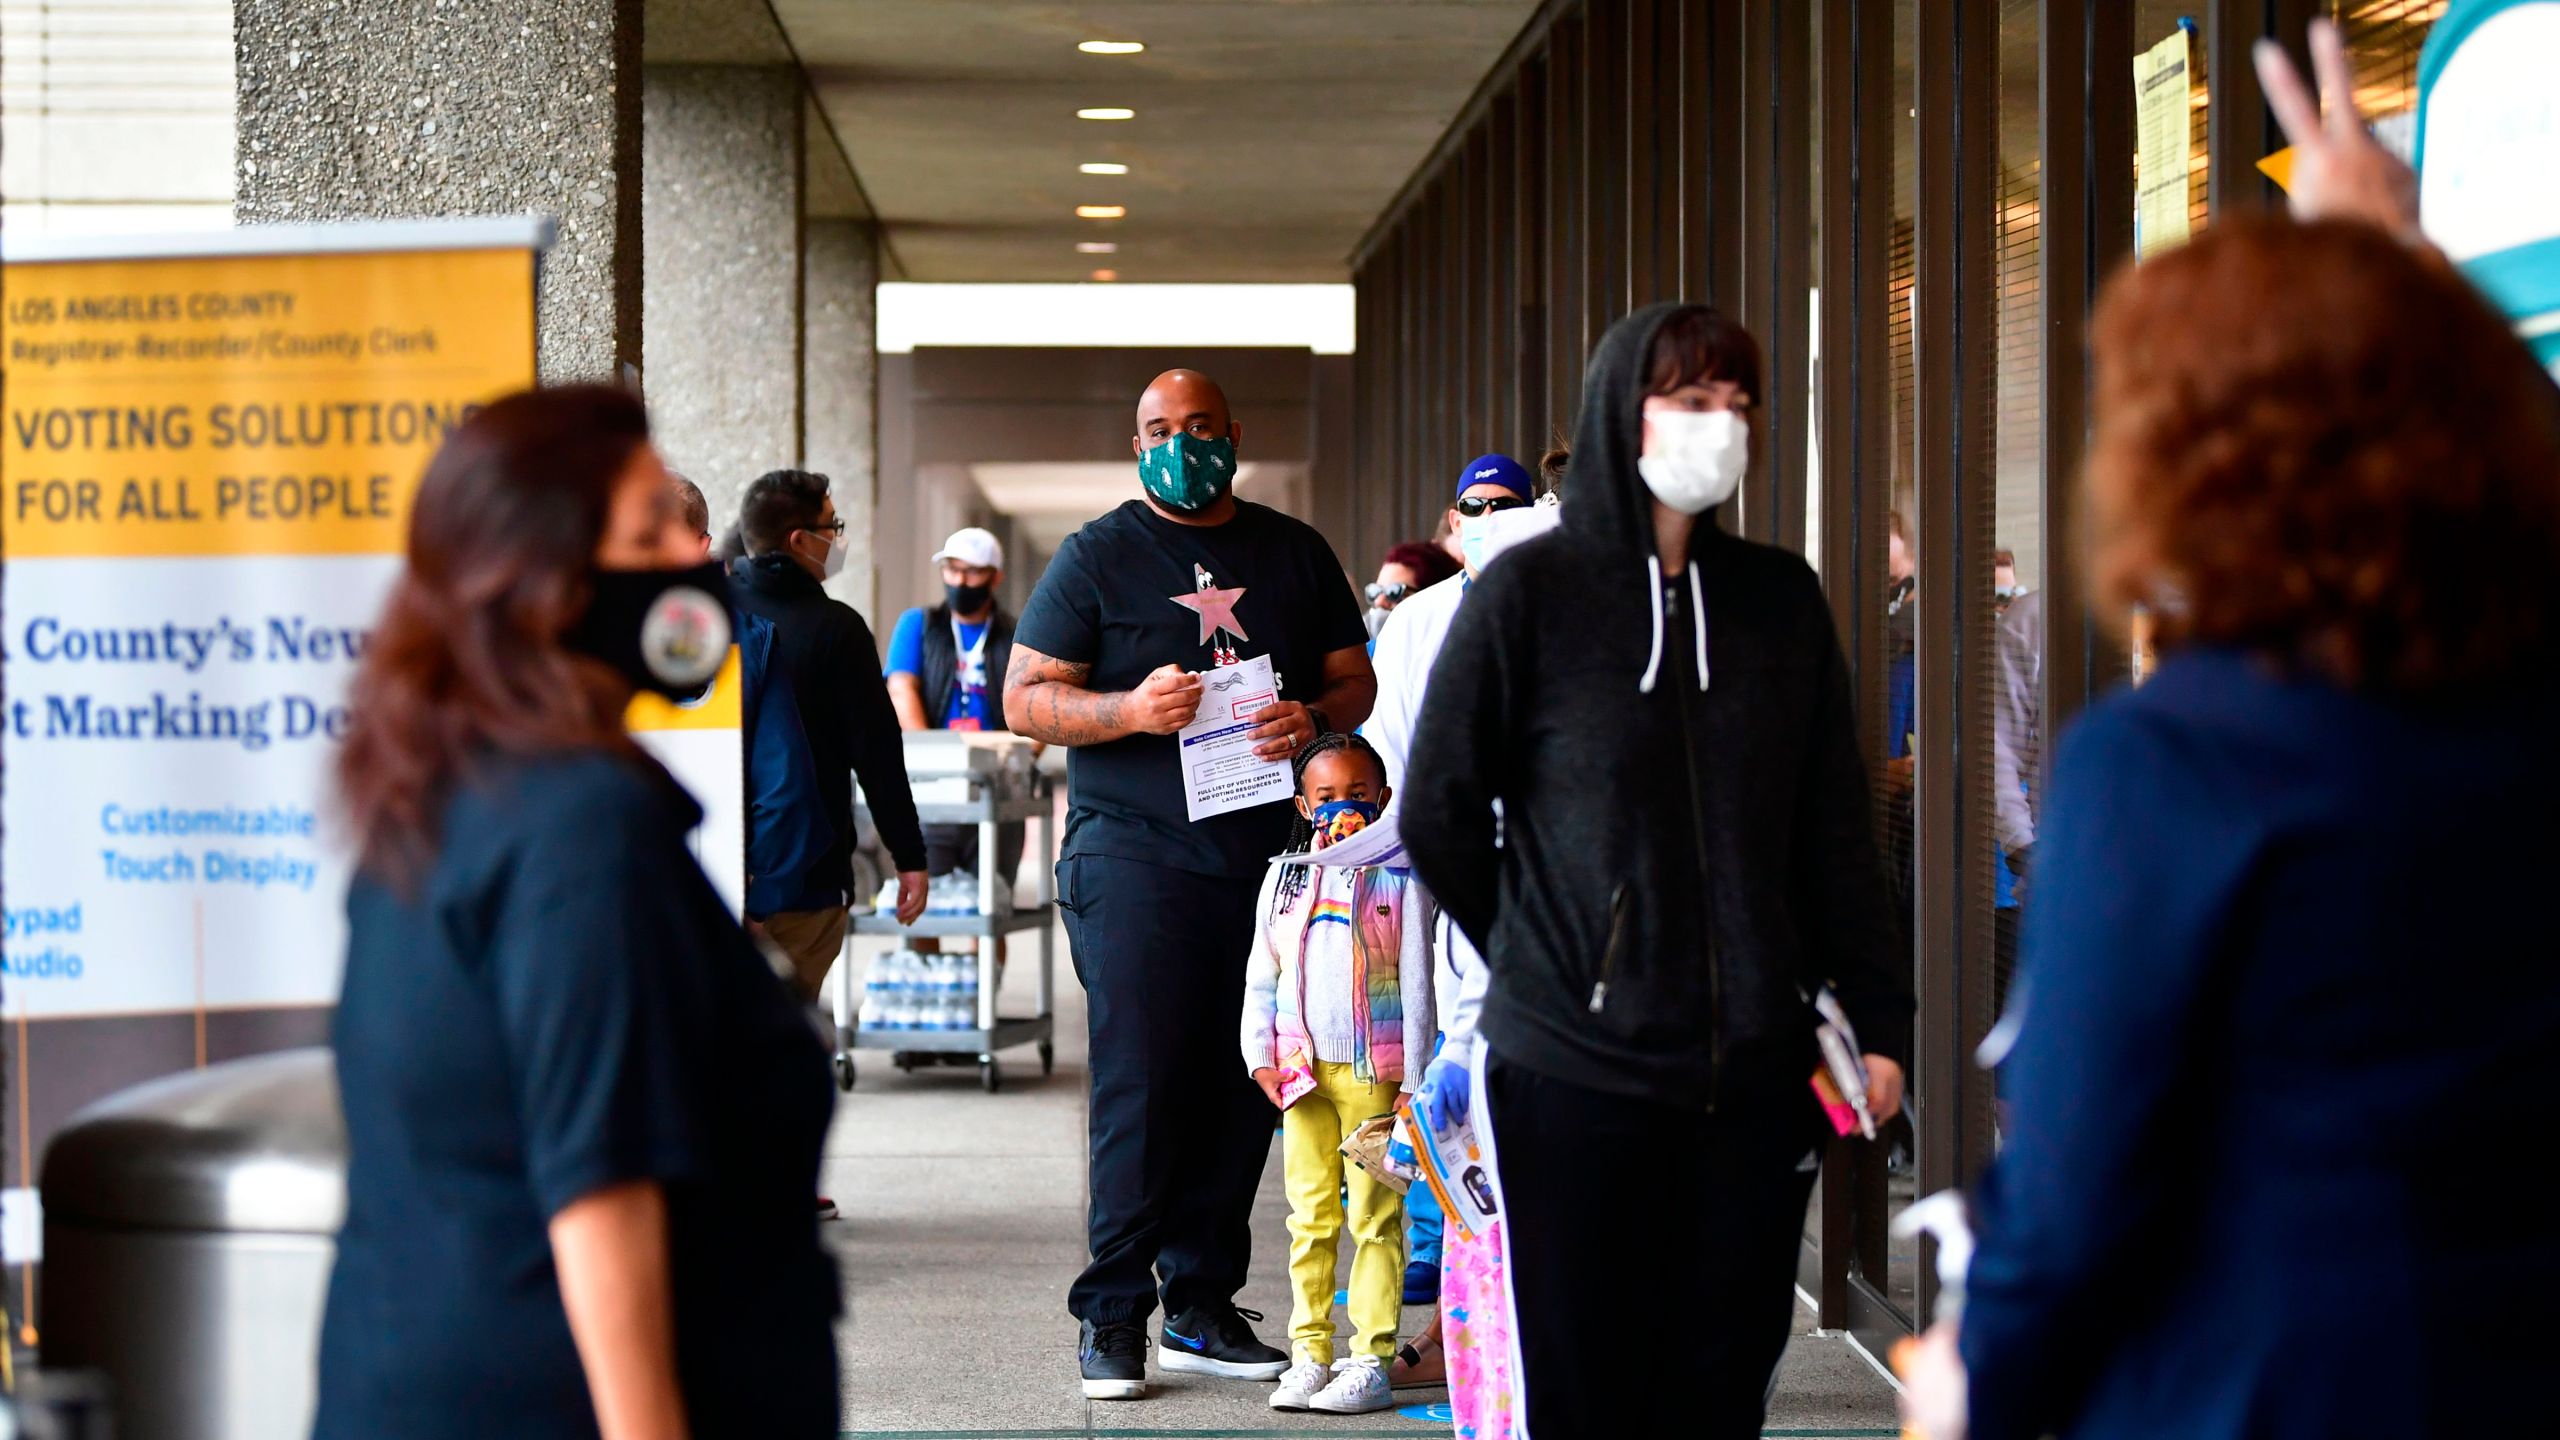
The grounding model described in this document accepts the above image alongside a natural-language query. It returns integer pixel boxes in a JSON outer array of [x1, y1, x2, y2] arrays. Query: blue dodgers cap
[[1455, 452, 1537, 503]]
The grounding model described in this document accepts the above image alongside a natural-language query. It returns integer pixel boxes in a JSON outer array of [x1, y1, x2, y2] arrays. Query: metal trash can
[[40, 1049, 344, 1440]]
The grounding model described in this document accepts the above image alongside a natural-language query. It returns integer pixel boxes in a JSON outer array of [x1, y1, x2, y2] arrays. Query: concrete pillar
[[805, 219, 881, 620], [877, 352, 920, 626], [234, 0, 643, 381], [641, 64, 803, 527]]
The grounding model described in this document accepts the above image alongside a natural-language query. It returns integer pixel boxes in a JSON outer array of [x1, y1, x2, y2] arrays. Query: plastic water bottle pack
[[859, 949, 984, 1032]]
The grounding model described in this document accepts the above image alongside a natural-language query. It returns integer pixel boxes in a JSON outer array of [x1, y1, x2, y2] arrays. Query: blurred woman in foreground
[[319, 385, 838, 1439], [1923, 217, 2560, 1440]]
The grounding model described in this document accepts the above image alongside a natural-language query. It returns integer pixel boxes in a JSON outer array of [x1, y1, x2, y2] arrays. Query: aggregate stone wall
[[234, 0, 644, 382], [805, 219, 881, 620], [641, 64, 803, 522]]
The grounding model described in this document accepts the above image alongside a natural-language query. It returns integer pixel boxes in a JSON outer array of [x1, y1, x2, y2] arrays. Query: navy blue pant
[[1060, 854, 1273, 1326]]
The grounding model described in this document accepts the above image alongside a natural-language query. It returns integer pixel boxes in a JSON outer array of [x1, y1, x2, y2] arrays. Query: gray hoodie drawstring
[[1638, 555, 1713, 695]]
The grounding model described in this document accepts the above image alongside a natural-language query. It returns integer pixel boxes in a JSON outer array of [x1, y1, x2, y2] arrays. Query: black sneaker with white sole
[[1157, 1305, 1289, 1380], [1080, 1319, 1149, 1400]]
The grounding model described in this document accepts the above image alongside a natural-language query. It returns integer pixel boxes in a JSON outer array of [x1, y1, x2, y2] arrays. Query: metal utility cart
[[835, 764, 1057, 1093]]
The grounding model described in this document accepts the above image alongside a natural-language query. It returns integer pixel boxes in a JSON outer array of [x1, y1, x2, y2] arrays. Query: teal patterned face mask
[[1137, 433, 1237, 514]]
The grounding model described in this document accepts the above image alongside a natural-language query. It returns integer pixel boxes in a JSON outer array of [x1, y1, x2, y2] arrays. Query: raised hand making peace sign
[[2252, 18, 2422, 244]]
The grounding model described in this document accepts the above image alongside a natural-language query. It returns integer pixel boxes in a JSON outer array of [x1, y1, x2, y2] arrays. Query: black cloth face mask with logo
[[565, 561, 734, 702]]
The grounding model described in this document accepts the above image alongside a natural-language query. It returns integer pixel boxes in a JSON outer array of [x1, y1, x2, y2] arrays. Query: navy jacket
[[731, 553, 928, 895], [1962, 649, 2560, 1440], [738, 612, 832, 920]]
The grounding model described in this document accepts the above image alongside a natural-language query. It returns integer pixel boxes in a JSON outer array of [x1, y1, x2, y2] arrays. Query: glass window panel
[[1856, 0, 1923, 1319], [2331, 0, 2441, 145], [1803, 2, 1826, 575], [1990, 0, 2045, 1056]]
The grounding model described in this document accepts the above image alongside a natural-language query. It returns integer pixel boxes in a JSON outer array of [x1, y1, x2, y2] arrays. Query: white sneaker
[[1310, 1355, 1393, 1414], [1268, 1358, 1333, 1412]]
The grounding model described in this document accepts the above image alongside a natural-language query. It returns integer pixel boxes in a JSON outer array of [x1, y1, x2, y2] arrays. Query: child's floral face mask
[[1310, 799, 1380, 848]]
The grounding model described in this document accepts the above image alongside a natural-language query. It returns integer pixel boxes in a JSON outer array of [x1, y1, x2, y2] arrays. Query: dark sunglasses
[[1365, 580, 1413, 604], [1453, 495, 1530, 518]]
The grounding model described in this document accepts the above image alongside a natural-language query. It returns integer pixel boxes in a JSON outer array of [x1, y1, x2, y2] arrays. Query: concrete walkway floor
[[820, 933, 1903, 1440]]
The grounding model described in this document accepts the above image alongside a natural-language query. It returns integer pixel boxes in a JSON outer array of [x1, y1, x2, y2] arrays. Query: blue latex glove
[[1383, 1119, 1421, 1180], [1415, 1050, 1471, 1132]]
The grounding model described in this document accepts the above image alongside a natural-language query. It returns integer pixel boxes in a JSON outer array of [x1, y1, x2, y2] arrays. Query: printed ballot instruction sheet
[[1178, 654, 1292, 821]]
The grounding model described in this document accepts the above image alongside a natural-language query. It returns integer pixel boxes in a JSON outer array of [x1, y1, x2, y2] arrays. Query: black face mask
[[566, 561, 734, 702], [945, 580, 994, 616]]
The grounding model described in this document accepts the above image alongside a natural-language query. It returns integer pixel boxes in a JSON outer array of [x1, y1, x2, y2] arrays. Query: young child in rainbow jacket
[[1240, 731, 1437, 1415]]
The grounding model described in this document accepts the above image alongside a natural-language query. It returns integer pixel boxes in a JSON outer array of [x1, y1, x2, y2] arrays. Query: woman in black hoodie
[[1401, 304, 1913, 1436]]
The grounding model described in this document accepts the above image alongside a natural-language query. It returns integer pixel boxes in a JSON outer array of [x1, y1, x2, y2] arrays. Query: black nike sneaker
[[1080, 1319, 1149, 1400], [1157, 1304, 1289, 1380]]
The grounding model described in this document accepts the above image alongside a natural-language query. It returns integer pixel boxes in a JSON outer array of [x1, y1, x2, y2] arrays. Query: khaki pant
[[762, 905, 849, 1004]]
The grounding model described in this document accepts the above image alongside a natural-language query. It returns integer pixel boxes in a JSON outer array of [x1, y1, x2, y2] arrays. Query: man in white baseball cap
[[934, 525, 1005, 576], [883, 523, 1027, 883]]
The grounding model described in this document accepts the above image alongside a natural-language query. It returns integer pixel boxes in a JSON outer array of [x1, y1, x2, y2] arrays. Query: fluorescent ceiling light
[[1076, 205, 1127, 220], [1076, 241, 1118, 254], [1076, 107, 1136, 121], [1080, 162, 1130, 175], [1079, 41, 1146, 55], [878, 284, 1360, 355]]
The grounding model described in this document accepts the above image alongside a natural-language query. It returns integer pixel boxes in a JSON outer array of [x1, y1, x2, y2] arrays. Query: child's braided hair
[[1272, 730, 1388, 916]]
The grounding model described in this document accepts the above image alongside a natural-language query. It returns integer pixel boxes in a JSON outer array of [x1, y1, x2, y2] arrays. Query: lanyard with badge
[[950, 614, 989, 729]]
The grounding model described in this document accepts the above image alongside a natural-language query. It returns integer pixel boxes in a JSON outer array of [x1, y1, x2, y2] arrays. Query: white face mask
[[1637, 408, 1749, 515], [1457, 513, 1497, 573], [800, 526, 850, 580]]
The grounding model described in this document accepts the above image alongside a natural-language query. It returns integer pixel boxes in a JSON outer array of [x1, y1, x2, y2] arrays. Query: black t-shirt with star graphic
[[1015, 498, 1369, 878]]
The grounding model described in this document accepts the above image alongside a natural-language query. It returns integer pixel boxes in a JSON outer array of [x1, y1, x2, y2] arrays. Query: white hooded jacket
[[1361, 502, 1560, 1039]]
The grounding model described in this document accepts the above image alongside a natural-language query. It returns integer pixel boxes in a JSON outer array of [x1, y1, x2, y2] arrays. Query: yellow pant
[[1281, 1061, 1407, 1365]]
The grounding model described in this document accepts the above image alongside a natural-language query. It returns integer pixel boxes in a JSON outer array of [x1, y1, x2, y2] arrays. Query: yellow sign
[[2134, 26, 2196, 259], [626, 649, 746, 732], [2, 245, 534, 559]]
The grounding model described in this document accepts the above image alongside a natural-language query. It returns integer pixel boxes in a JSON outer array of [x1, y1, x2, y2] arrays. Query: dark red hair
[[1383, 540, 1461, 590], [337, 384, 653, 884]]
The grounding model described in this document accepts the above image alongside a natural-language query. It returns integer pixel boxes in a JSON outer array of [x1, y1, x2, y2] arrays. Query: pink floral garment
[[1441, 1213, 1518, 1440]]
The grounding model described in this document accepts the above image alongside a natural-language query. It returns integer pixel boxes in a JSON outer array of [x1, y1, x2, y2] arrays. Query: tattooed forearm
[[1004, 645, 1138, 747], [1313, 645, 1379, 732]]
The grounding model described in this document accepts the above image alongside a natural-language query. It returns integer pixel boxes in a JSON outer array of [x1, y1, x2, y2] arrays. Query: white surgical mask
[[1458, 513, 1497, 574], [1637, 408, 1749, 515], [820, 531, 849, 580]]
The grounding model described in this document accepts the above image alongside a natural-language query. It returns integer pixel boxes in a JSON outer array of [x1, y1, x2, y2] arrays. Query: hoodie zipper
[[1588, 884, 1631, 1013], [1668, 578, 1724, 1113]]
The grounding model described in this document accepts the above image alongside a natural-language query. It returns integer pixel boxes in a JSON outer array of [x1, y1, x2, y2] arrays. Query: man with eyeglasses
[[1360, 450, 1548, 1329], [732, 468, 931, 1014]]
